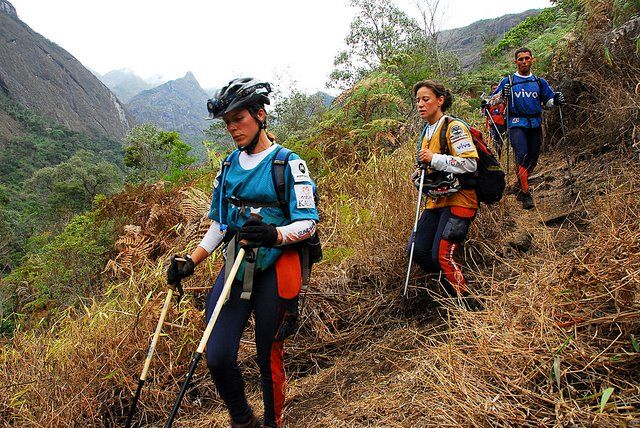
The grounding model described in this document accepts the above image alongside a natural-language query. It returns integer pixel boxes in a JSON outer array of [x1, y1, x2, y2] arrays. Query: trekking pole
[[504, 103, 511, 180], [125, 261, 185, 428], [485, 108, 507, 158], [164, 248, 246, 428], [403, 165, 426, 300], [558, 105, 575, 186]]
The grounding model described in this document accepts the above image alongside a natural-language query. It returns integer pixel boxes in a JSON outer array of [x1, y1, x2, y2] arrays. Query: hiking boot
[[521, 192, 534, 210], [231, 415, 262, 428], [508, 183, 521, 195]]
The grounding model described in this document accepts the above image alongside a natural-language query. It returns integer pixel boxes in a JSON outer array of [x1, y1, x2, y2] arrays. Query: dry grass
[[544, 1, 639, 159], [2, 130, 640, 427], [1, 8, 639, 421], [281, 151, 640, 427]]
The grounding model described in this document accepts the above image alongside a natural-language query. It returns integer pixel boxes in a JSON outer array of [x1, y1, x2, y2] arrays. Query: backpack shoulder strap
[[439, 116, 453, 155], [222, 149, 239, 168], [217, 149, 240, 230], [272, 146, 294, 219], [417, 123, 429, 148]]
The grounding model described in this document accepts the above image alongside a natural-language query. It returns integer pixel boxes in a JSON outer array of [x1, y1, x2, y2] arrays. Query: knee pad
[[441, 215, 472, 244]]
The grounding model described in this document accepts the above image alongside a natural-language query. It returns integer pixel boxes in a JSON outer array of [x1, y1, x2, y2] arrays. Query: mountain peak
[[182, 71, 198, 82], [0, 0, 17, 19]]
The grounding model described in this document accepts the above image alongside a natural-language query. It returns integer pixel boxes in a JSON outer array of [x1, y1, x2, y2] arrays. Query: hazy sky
[[9, 0, 551, 94]]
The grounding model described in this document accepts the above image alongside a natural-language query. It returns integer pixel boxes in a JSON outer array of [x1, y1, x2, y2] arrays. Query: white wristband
[[276, 220, 316, 245], [198, 221, 226, 254]]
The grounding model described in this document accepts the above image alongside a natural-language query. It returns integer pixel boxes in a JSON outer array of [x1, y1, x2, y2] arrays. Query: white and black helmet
[[207, 77, 271, 119], [421, 171, 461, 198]]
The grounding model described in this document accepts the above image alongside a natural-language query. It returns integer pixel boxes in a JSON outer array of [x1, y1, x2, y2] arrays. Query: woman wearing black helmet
[[168, 78, 319, 427], [410, 80, 481, 310]]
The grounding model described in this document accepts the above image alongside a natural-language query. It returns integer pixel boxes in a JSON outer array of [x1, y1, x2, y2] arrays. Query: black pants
[[412, 206, 474, 294], [205, 264, 290, 427]]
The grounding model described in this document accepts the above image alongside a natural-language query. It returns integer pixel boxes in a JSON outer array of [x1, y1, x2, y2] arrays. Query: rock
[[508, 231, 533, 252], [126, 72, 211, 143], [541, 209, 585, 226], [0, 5, 133, 139]]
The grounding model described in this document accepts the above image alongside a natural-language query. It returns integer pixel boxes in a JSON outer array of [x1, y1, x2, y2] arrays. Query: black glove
[[167, 255, 195, 289], [480, 99, 488, 109], [553, 92, 565, 106], [238, 217, 278, 248], [502, 83, 511, 99]]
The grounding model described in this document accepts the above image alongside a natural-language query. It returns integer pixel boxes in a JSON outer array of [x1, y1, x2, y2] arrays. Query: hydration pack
[[506, 74, 544, 119], [439, 116, 505, 204], [221, 146, 322, 286]]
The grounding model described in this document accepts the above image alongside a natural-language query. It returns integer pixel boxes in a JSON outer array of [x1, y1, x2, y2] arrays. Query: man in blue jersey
[[493, 47, 564, 209]]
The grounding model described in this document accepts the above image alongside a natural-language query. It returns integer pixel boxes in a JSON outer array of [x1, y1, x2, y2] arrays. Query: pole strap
[[224, 237, 255, 300]]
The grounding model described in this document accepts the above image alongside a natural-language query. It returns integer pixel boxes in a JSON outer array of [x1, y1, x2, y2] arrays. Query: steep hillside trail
[[280, 152, 592, 425], [177, 140, 637, 427]]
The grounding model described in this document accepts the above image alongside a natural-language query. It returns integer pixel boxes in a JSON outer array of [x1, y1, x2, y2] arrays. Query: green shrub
[[1, 211, 115, 332], [487, 8, 559, 58]]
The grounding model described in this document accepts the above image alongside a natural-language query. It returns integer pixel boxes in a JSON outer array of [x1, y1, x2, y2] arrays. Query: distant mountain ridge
[[97, 69, 152, 103], [0, 1, 132, 140], [314, 91, 335, 108], [438, 9, 542, 69], [126, 71, 210, 144]]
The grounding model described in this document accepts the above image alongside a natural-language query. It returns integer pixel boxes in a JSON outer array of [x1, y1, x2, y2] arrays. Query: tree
[[203, 121, 236, 153], [329, 0, 422, 89], [413, 0, 450, 76], [271, 90, 328, 143], [25, 150, 122, 224], [123, 124, 196, 183], [316, 71, 408, 165]]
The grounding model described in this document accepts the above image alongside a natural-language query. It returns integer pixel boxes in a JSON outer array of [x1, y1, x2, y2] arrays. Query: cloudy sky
[[9, 0, 551, 94]]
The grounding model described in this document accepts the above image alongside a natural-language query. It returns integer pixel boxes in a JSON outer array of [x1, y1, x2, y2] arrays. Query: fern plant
[[314, 71, 408, 165]]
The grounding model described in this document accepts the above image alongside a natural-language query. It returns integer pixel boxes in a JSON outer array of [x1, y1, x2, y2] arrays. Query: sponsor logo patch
[[452, 140, 474, 154], [450, 125, 465, 139], [294, 184, 315, 209], [514, 90, 539, 98], [289, 159, 311, 182]]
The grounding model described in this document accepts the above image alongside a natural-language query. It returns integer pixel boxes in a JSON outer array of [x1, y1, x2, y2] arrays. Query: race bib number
[[289, 159, 311, 182], [294, 184, 315, 209]]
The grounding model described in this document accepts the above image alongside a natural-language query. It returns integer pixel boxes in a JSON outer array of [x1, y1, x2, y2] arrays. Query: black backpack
[[438, 116, 505, 204], [271, 146, 323, 286]]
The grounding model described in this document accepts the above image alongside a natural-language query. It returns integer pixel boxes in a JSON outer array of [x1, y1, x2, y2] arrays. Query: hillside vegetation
[[1, 0, 639, 426], [0, 93, 124, 273]]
